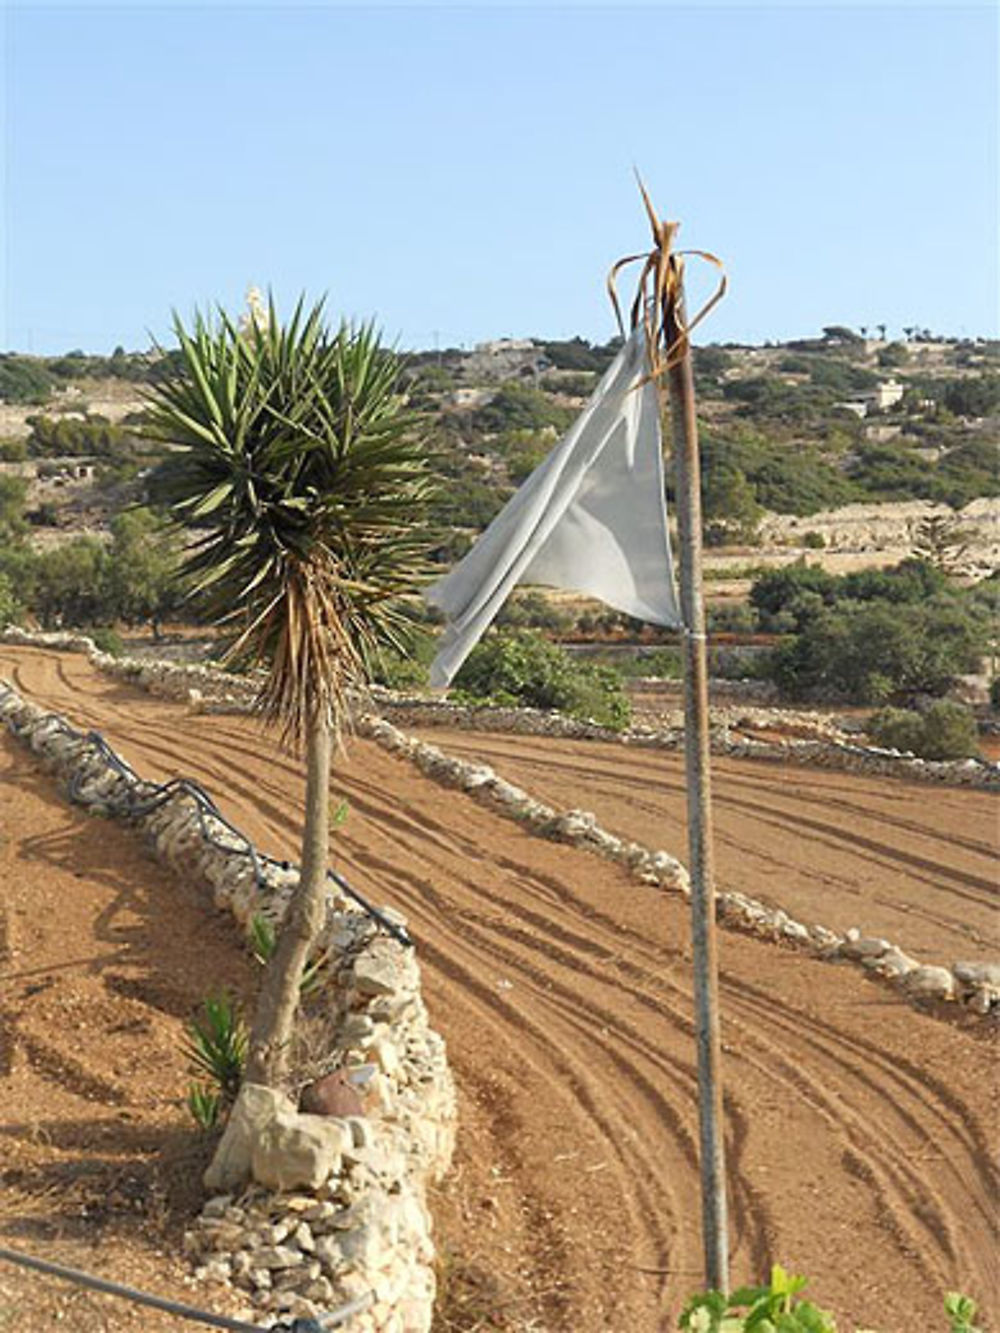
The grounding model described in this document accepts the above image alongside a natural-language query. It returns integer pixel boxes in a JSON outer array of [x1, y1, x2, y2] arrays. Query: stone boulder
[[205, 1084, 295, 1193], [251, 1108, 352, 1192]]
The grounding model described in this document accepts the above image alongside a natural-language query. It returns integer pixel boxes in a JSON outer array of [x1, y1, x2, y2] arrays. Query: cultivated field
[[0, 646, 997, 1331]]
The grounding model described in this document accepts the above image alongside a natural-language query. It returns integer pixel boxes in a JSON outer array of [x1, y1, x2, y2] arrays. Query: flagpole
[[664, 269, 730, 1293]]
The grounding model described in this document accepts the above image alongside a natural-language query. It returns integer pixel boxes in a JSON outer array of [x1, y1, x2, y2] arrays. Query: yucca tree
[[145, 296, 433, 1087]]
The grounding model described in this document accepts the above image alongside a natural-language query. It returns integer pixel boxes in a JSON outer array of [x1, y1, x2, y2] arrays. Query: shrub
[[770, 602, 983, 703], [919, 700, 980, 761], [471, 383, 573, 436], [867, 706, 929, 754], [990, 678, 1000, 711], [372, 628, 437, 691], [802, 530, 825, 549], [495, 590, 573, 633], [88, 627, 124, 657], [0, 356, 55, 405], [0, 570, 22, 627], [454, 630, 631, 730], [182, 994, 247, 1127], [32, 538, 112, 627], [0, 437, 27, 462], [26, 413, 132, 461], [706, 602, 756, 635]]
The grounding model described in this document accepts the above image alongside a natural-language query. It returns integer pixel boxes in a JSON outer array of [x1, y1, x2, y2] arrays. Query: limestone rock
[[251, 1108, 351, 1192], [952, 961, 1000, 989], [204, 1084, 295, 1193], [904, 965, 955, 1001], [353, 947, 401, 997]]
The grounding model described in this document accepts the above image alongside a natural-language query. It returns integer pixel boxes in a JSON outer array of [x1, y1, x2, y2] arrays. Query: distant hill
[[0, 330, 997, 560]]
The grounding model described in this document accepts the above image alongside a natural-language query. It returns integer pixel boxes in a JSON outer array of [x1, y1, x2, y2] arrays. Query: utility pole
[[664, 263, 730, 1293]]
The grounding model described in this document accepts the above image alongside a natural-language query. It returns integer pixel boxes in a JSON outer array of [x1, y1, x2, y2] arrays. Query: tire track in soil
[[1, 647, 997, 1330], [413, 729, 999, 961]]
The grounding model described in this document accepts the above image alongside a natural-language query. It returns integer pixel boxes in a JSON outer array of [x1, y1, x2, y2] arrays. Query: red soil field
[[0, 646, 996, 1331]]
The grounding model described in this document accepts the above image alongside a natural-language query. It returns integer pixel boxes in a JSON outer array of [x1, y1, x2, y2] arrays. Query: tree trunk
[[244, 706, 332, 1087]]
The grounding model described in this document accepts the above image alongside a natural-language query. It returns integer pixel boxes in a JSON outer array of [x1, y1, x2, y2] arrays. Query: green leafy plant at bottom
[[680, 1265, 834, 1332], [186, 1083, 223, 1130], [945, 1292, 983, 1333], [182, 992, 247, 1129], [679, 1266, 983, 1333]]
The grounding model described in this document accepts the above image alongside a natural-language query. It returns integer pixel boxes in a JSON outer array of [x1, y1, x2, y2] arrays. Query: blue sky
[[3, 2, 997, 354]]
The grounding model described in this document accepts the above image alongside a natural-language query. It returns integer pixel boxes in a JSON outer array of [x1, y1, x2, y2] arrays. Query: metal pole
[[664, 269, 730, 1292]]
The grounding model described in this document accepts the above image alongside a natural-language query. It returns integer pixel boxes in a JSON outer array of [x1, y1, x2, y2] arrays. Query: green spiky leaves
[[143, 295, 435, 747]]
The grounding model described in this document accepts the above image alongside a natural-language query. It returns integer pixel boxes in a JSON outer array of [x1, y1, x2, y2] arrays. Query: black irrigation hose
[[0, 1244, 373, 1330], [0, 685, 412, 948]]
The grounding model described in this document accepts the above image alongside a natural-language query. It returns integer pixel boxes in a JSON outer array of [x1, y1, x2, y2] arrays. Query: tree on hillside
[[107, 507, 180, 636], [144, 297, 434, 1089], [911, 513, 972, 576], [0, 475, 29, 543]]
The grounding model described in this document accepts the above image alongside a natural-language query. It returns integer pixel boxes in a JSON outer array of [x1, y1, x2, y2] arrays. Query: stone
[[300, 1069, 365, 1118], [339, 1223, 381, 1268], [865, 946, 917, 978], [952, 961, 1000, 989], [904, 965, 955, 1001], [249, 1245, 303, 1270], [371, 1036, 401, 1078], [251, 1108, 351, 1192], [314, 1234, 346, 1269], [839, 934, 890, 961], [353, 948, 401, 997], [292, 1221, 315, 1252], [201, 1194, 234, 1219], [204, 1084, 296, 1193]]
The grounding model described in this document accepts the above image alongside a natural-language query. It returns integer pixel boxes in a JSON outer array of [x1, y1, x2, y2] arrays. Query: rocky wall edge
[[0, 675, 456, 1333], [353, 713, 999, 1021], [3, 627, 996, 790], [4, 630, 997, 1017]]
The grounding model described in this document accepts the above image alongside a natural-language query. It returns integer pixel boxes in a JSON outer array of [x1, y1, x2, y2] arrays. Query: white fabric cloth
[[426, 327, 680, 687]]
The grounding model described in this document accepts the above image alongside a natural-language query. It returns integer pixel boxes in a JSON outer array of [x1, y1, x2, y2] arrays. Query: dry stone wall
[[0, 667, 455, 1333], [3, 628, 997, 1023], [366, 687, 1000, 792]]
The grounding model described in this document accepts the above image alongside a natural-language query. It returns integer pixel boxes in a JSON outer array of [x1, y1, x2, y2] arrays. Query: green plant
[[186, 1083, 222, 1130], [249, 914, 328, 995], [680, 1273, 983, 1332], [679, 1264, 836, 1332], [944, 1292, 982, 1333], [0, 571, 22, 628], [182, 993, 247, 1107], [918, 700, 980, 761], [146, 295, 435, 1089], [867, 706, 927, 754], [454, 630, 632, 730], [89, 626, 125, 657], [989, 678, 1000, 711]]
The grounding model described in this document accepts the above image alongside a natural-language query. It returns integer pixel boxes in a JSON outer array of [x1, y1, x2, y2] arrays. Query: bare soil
[[409, 727, 998, 967], [0, 735, 257, 1330], [0, 646, 997, 1332]]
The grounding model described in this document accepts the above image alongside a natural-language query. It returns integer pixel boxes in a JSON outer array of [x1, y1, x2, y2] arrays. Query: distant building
[[872, 379, 904, 410], [473, 338, 537, 355], [834, 379, 905, 419]]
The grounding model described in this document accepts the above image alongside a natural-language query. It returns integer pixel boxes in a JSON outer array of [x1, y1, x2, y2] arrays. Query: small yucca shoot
[[187, 1083, 222, 1131], [182, 993, 247, 1104]]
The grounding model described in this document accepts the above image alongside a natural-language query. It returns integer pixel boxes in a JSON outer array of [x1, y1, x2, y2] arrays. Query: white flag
[[426, 327, 680, 687]]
